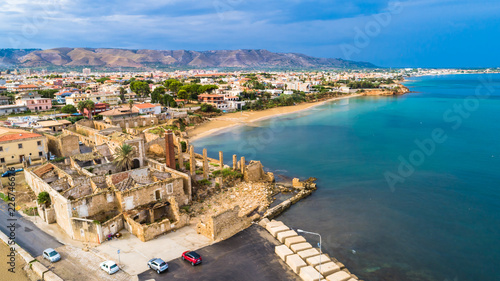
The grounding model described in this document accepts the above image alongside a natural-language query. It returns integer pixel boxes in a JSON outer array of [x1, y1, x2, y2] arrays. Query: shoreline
[[187, 93, 365, 142]]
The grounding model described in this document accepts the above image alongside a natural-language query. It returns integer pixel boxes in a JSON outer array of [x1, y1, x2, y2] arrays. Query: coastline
[[187, 93, 365, 141]]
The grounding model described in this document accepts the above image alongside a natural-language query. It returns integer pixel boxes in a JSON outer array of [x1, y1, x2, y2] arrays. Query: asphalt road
[[137, 225, 300, 281], [0, 201, 62, 257]]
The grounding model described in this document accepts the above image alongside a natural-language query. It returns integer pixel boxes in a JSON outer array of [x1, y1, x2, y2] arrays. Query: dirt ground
[[0, 242, 31, 281], [0, 171, 37, 215]]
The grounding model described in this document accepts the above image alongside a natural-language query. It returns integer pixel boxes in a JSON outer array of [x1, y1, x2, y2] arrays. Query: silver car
[[42, 248, 61, 262], [147, 258, 168, 274]]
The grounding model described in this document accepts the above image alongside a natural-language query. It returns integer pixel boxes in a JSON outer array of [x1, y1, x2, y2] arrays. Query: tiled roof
[[0, 132, 42, 142], [134, 103, 155, 109]]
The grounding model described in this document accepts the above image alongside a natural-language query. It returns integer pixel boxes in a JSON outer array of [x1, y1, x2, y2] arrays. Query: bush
[[61, 104, 77, 114], [211, 168, 243, 179], [37, 192, 51, 207], [200, 103, 221, 113], [180, 141, 187, 152], [184, 162, 190, 170], [197, 179, 211, 186]]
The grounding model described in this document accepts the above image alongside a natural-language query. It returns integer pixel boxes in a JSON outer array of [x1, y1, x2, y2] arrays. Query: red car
[[182, 251, 202, 266]]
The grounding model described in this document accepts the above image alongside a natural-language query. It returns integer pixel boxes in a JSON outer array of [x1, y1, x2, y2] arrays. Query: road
[[137, 224, 300, 281], [0, 201, 62, 257]]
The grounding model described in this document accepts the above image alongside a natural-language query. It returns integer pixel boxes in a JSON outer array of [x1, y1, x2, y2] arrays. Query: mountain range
[[0, 48, 376, 69]]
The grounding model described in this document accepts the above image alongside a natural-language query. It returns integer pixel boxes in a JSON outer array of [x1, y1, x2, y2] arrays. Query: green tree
[[119, 87, 126, 102], [130, 81, 150, 98], [177, 89, 189, 101], [151, 86, 166, 103], [162, 94, 177, 108], [128, 99, 134, 110], [37, 191, 51, 207], [113, 144, 135, 171], [61, 104, 77, 114], [77, 101, 86, 114]]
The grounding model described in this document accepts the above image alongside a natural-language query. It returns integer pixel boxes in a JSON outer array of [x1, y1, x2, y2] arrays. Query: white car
[[42, 248, 61, 262], [100, 260, 119, 275]]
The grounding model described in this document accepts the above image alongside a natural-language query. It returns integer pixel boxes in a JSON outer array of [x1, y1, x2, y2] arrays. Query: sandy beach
[[187, 93, 364, 141]]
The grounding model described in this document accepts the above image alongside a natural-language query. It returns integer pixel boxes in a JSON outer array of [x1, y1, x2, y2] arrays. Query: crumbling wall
[[24, 169, 74, 237], [70, 218, 102, 243], [196, 206, 257, 241], [116, 177, 185, 211], [70, 192, 118, 218], [45, 134, 80, 157], [101, 213, 124, 238]]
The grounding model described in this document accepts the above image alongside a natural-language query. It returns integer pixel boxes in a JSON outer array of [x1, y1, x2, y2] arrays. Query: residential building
[[133, 103, 161, 115], [83, 103, 110, 118], [15, 92, 53, 111], [0, 96, 10, 105], [0, 104, 28, 115], [0, 130, 47, 165], [13, 84, 39, 92], [198, 94, 224, 104]]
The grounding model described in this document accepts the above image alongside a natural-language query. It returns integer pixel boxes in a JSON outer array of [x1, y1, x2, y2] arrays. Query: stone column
[[240, 156, 245, 174], [177, 143, 184, 170], [189, 145, 195, 176], [233, 154, 237, 171], [165, 130, 176, 169], [203, 148, 208, 180], [219, 151, 224, 170]]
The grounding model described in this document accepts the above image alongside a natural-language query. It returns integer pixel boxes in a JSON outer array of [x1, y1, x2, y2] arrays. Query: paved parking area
[[38, 245, 131, 281], [137, 225, 300, 281], [93, 225, 212, 276]]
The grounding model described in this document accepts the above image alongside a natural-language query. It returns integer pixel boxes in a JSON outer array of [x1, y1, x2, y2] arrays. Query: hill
[[0, 48, 376, 69]]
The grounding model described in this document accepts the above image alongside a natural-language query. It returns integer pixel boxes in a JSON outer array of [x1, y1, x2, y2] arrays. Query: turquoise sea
[[193, 74, 500, 281]]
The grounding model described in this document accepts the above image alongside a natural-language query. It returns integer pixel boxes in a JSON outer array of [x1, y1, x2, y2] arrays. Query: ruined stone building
[[24, 144, 191, 242]]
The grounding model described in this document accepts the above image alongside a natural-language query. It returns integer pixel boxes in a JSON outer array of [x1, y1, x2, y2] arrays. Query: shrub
[[37, 192, 51, 207], [184, 162, 190, 170], [180, 141, 187, 152], [197, 179, 211, 186], [212, 168, 243, 179]]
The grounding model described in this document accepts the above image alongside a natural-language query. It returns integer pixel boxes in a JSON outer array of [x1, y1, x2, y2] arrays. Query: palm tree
[[113, 144, 135, 171], [128, 99, 134, 111], [85, 100, 95, 119], [77, 101, 86, 115]]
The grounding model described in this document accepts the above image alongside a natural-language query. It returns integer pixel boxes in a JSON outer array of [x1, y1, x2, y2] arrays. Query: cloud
[[1, 0, 500, 67]]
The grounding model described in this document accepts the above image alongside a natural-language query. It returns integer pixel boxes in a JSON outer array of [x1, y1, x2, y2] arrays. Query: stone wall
[[70, 218, 102, 243], [24, 169, 74, 237], [45, 134, 80, 157], [101, 213, 124, 238], [197, 205, 258, 241], [116, 177, 186, 211], [108, 116, 158, 129], [70, 191, 119, 218]]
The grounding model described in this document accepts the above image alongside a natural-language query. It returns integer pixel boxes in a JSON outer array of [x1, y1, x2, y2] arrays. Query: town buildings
[[0, 129, 48, 165]]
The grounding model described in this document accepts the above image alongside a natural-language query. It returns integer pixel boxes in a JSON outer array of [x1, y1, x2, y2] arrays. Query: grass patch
[[211, 168, 243, 179], [0, 193, 9, 202], [197, 179, 211, 186], [209, 163, 219, 167]]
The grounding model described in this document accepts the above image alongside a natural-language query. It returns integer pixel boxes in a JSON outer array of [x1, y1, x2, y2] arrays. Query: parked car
[[1, 168, 23, 177], [100, 260, 119, 275], [42, 248, 61, 262], [79, 141, 83, 146], [182, 251, 202, 266], [147, 258, 168, 274]]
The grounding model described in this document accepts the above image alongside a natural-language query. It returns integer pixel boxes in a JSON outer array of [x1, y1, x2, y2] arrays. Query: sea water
[[193, 74, 500, 281]]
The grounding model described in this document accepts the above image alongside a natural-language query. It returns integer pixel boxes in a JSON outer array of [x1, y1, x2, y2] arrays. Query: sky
[[1, 0, 500, 68]]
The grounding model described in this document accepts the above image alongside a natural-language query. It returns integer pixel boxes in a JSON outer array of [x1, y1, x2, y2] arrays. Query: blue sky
[[1, 0, 500, 67]]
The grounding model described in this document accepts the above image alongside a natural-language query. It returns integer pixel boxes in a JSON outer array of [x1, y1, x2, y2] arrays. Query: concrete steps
[[263, 219, 361, 281]]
